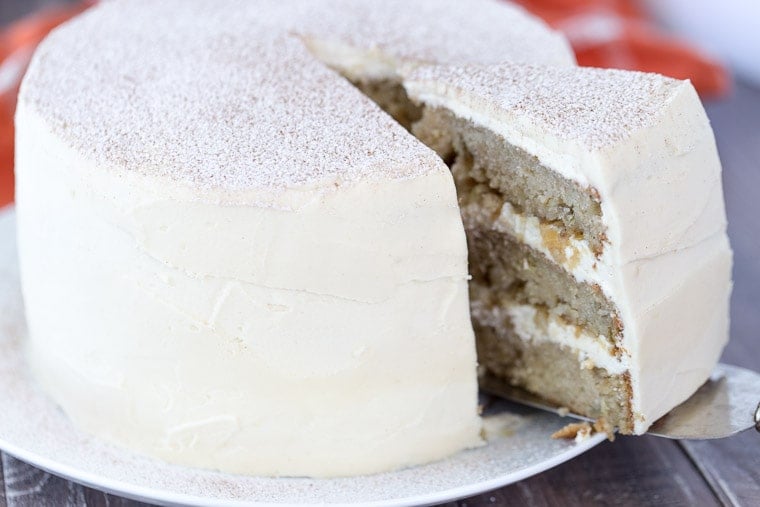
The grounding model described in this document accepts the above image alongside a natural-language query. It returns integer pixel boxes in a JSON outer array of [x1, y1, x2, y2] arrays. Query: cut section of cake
[[404, 63, 732, 434]]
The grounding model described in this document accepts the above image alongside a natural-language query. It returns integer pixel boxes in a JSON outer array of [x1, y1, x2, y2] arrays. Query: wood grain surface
[[1, 2, 758, 506]]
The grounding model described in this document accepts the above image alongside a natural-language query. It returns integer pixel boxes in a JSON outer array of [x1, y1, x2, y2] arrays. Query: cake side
[[599, 83, 732, 428], [15, 102, 482, 477], [404, 63, 732, 434]]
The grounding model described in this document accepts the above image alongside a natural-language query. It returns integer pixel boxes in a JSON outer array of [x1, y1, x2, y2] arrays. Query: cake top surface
[[20, 0, 573, 192], [291, 0, 573, 67], [405, 63, 686, 150]]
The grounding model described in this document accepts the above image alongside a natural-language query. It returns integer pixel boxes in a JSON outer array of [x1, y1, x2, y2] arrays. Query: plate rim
[[0, 432, 606, 507]]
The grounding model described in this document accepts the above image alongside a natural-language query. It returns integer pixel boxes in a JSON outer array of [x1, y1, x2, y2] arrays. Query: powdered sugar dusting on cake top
[[19, 0, 573, 192], [21, 1, 437, 191], [405, 63, 685, 150], [293, 0, 573, 68]]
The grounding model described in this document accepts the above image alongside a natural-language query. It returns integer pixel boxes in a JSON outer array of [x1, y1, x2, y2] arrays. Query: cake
[[14, 0, 730, 478], [15, 0, 573, 477]]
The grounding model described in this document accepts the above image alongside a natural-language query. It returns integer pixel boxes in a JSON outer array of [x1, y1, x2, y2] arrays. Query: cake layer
[[475, 319, 633, 432], [467, 226, 621, 347], [413, 107, 606, 253], [404, 64, 728, 262], [471, 297, 625, 374], [351, 79, 423, 130]]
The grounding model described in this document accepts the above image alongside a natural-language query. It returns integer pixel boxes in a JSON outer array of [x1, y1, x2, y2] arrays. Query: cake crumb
[[557, 406, 570, 417], [552, 418, 616, 442], [551, 422, 592, 441], [593, 417, 616, 441]]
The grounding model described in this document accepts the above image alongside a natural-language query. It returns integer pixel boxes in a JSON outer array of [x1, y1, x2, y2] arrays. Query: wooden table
[[1, 2, 758, 506]]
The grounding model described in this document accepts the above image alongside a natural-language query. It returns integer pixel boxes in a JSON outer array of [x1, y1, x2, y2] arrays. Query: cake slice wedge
[[404, 63, 733, 434]]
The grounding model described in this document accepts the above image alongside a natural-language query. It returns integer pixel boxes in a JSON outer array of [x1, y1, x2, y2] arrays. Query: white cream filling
[[465, 199, 628, 374], [473, 300, 627, 375], [463, 200, 616, 299], [507, 304, 627, 374], [301, 38, 399, 81]]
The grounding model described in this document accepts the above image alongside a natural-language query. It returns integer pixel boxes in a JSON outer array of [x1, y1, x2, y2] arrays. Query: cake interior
[[414, 106, 634, 433], [342, 76, 635, 432], [351, 78, 423, 131]]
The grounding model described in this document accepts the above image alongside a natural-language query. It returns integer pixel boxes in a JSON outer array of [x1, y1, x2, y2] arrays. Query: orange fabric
[[514, 0, 730, 96], [0, 1, 95, 208], [0, 0, 730, 208]]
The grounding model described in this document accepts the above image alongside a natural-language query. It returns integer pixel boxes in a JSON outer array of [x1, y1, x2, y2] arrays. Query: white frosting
[[303, 39, 400, 81], [406, 64, 732, 433], [294, 0, 575, 75], [16, 105, 482, 477]]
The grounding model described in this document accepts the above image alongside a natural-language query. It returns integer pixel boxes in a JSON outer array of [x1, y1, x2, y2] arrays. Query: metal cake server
[[480, 363, 760, 439]]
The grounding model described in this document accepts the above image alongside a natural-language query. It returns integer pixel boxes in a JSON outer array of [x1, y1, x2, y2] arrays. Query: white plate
[[0, 207, 604, 506]]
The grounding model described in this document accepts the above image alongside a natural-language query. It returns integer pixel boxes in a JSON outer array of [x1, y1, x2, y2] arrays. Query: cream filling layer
[[462, 199, 615, 300], [471, 299, 627, 375], [507, 304, 627, 374], [302, 38, 399, 81]]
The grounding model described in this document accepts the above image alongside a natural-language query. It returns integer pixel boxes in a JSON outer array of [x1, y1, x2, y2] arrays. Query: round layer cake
[[15, 0, 575, 477]]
